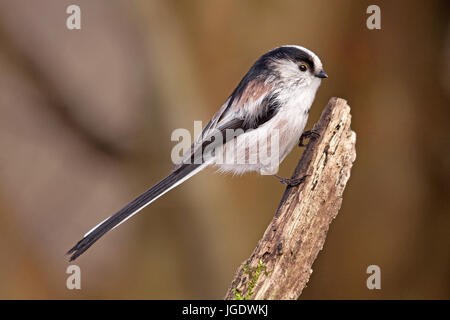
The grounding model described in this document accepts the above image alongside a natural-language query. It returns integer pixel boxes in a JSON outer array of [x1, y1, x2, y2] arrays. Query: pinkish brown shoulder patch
[[238, 80, 272, 105]]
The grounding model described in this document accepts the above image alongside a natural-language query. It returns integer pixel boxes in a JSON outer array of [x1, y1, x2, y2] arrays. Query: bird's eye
[[299, 63, 308, 72]]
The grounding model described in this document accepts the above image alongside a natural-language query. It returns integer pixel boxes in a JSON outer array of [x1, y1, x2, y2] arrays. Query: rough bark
[[225, 97, 357, 300]]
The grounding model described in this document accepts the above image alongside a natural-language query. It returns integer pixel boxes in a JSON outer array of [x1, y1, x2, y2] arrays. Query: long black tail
[[67, 163, 204, 261]]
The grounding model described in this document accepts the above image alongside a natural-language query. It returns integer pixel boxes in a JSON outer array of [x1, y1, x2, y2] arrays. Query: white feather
[[215, 71, 322, 175]]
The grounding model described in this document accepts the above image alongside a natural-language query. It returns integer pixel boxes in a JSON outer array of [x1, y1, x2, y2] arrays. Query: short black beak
[[316, 70, 328, 79]]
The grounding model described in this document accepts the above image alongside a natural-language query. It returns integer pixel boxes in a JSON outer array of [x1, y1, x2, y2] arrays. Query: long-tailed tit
[[68, 45, 327, 261]]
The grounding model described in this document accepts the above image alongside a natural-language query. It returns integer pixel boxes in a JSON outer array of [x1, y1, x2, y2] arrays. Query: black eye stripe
[[297, 59, 314, 71], [256, 47, 316, 73]]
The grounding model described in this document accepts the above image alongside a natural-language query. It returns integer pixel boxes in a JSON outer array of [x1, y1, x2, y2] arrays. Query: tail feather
[[67, 163, 205, 261]]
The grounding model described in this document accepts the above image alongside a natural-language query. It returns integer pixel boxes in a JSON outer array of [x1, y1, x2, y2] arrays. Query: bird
[[67, 45, 327, 261]]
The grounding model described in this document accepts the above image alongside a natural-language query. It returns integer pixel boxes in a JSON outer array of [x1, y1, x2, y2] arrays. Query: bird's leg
[[273, 174, 310, 187], [298, 129, 320, 147]]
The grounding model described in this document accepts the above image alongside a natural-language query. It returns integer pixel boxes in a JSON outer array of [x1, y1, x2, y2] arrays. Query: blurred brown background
[[0, 0, 448, 299]]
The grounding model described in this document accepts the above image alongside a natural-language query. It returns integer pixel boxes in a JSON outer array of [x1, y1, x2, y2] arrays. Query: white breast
[[214, 79, 320, 176]]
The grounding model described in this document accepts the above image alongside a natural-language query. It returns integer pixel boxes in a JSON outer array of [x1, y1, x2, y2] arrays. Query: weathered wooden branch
[[225, 97, 356, 300]]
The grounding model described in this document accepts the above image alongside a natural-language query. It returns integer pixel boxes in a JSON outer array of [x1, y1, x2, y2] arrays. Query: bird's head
[[254, 45, 327, 89]]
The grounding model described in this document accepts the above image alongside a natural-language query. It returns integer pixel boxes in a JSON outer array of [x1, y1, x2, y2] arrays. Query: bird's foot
[[273, 174, 310, 187], [298, 129, 320, 147]]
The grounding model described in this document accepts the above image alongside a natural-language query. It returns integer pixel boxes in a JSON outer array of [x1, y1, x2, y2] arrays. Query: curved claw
[[298, 129, 320, 147], [273, 174, 310, 187]]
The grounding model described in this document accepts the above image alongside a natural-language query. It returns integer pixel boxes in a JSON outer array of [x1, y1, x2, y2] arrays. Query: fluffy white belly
[[214, 103, 310, 175], [212, 80, 319, 175]]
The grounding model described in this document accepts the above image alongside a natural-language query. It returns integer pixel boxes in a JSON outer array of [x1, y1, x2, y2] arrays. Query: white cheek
[[276, 61, 304, 80], [304, 74, 321, 88], [312, 77, 322, 90]]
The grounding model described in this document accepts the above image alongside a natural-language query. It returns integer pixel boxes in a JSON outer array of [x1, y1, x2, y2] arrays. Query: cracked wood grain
[[225, 97, 357, 300]]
